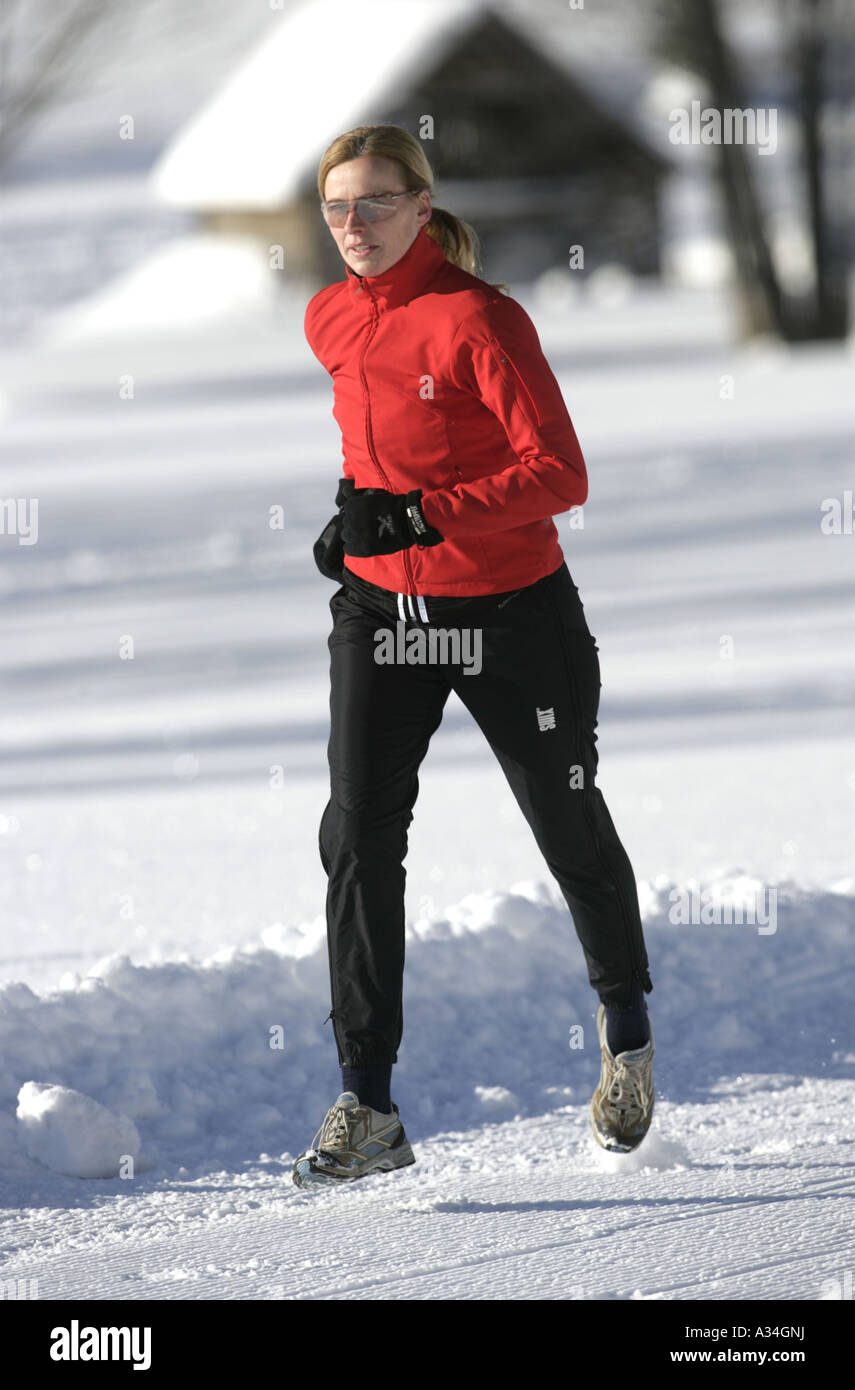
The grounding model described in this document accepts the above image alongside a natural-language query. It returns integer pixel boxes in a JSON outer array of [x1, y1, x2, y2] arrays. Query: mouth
[[348, 243, 378, 257]]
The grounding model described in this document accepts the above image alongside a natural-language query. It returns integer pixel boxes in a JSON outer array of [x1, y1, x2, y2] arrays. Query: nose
[[343, 203, 366, 231]]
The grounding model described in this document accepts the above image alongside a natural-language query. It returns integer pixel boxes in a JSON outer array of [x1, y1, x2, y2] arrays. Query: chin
[[348, 252, 385, 273]]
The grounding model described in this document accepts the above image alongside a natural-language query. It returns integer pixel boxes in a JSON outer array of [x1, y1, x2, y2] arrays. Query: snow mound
[[0, 876, 851, 1182], [592, 1128, 690, 1174], [38, 233, 282, 345], [16, 1081, 141, 1179]]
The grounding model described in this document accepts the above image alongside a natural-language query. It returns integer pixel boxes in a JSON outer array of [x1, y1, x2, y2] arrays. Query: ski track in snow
[[2, 1088, 852, 1301]]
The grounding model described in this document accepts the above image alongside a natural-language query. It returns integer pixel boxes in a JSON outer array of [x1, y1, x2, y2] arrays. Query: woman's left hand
[[341, 487, 444, 556]]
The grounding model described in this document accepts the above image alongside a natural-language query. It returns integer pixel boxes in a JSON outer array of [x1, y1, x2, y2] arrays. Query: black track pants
[[318, 561, 653, 1067]]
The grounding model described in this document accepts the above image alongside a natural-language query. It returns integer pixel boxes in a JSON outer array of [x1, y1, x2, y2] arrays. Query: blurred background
[[1, 0, 854, 991], [3, 0, 853, 340]]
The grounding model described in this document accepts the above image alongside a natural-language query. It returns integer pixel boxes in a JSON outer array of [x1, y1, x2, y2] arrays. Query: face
[[323, 155, 431, 277]]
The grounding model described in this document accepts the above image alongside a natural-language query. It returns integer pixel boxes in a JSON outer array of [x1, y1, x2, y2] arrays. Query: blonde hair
[[317, 124, 508, 291]]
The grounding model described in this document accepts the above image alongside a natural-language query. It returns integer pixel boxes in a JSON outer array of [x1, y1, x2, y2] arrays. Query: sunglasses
[[320, 189, 426, 228]]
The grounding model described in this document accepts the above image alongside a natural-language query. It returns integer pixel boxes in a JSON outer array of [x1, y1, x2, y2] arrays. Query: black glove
[[341, 487, 444, 557], [313, 477, 355, 582]]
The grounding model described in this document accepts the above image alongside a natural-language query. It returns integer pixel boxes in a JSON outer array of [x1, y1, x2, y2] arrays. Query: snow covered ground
[[0, 263, 853, 1301]]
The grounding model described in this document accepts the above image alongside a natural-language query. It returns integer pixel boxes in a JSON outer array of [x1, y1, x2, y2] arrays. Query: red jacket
[[304, 224, 588, 597]]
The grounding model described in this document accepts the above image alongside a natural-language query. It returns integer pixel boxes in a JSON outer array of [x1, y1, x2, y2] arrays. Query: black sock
[[605, 980, 650, 1054], [341, 1062, 393, 1114]]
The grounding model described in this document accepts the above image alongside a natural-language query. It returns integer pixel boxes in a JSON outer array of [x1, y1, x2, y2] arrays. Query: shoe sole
[[590, 1120, 652, 1153]]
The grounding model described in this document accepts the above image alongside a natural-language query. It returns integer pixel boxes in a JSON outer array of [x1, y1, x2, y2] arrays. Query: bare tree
[[794, 0, 850, 339], [655, 0, 852, 341], [0, 0, 147, 174]]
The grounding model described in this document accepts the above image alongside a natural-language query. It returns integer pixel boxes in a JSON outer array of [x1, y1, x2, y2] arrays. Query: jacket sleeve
[[417, 296, 588, 539], [303, 285, 338, 374], [303, 296, 325, 369]]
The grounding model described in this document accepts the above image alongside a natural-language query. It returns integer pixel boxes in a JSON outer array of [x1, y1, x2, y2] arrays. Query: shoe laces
[[606, 1053, 650, 1125], [314, 1101, 354, 1155]]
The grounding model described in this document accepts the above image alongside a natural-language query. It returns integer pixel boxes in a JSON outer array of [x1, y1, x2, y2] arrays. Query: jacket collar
[[345, 225, 447, 309]]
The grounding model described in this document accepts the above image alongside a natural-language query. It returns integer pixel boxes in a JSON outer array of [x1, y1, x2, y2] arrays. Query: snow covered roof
[[150, 0, 484, 210]]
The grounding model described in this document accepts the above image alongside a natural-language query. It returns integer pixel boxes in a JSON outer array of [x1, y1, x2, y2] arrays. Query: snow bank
[[38, 233, 283, 345], [1, 875, 851, 1183], [16, 1081, 141, 1179]]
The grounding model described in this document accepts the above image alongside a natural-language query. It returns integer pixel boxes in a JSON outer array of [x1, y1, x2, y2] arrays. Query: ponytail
[[424, 207, 509, 295], [424, 205, 480, 275]]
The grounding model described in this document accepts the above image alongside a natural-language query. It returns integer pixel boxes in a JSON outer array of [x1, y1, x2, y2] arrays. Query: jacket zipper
[[358, 281, 416, 597]]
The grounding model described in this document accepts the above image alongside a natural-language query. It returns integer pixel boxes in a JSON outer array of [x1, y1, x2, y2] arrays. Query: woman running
[[293, 125, 655, 1189]]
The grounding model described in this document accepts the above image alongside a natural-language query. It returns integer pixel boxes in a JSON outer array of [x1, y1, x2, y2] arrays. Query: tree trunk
[[796, 0, 850, 339]]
